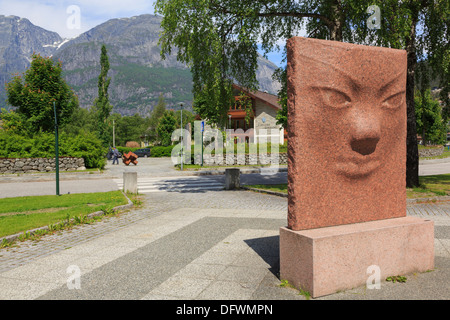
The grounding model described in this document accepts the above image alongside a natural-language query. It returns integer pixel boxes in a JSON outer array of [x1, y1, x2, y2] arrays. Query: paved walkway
[[0, 157, 289, 198], [0, 189, 449, 300]]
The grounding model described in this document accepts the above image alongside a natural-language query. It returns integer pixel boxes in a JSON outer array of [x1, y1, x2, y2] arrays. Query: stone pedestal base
[[123, 172, 138, 194], [225, 168, 240, 190], [279, 216, 434, 298]]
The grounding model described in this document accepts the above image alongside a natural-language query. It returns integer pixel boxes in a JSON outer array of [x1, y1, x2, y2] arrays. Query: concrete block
[[123, 172, 138, 194], [225, 168, 240, 190]]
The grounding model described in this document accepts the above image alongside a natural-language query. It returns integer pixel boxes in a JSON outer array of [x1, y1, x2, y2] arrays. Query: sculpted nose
[[350, 110, 381, 156], [351, 137, 379, 155]]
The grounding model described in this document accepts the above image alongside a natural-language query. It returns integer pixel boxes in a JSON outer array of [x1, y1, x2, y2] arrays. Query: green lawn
[[245, 184, 288, 193], [407, 174, 450, 198], [246, 174, 450, 199], [0, 191, 128, 238]]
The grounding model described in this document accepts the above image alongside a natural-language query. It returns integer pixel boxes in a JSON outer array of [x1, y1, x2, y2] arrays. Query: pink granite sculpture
[[287, 37, 407, 231], [281, 38, 434, 298]]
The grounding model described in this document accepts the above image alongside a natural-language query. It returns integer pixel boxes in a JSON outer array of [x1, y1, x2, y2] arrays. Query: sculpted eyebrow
[[378, 71, 406, 97], [297, 53, 359, 91]]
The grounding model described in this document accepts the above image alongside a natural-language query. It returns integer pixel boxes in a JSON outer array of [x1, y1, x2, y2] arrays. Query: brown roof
[[232, 84, 281, 110]]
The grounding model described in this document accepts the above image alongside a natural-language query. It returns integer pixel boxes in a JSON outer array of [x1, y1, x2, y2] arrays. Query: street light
[[179, 102, 184, 171], [112, 119, 115, 148], [53, 101, 60, 196]]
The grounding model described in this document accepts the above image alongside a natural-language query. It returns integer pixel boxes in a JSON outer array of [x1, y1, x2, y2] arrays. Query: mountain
[[0, 14, 281, 116], [0, 15, 64, 106]]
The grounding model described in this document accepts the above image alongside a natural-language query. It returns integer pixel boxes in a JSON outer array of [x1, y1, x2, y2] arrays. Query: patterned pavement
[[0, 189, 449, 300]]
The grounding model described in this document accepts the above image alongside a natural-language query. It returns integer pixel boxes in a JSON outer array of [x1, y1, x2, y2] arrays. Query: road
[[419, 158, 450, 176], [0, 157, 448, 198]]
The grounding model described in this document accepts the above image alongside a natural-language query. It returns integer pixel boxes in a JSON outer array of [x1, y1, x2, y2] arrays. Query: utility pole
[[113, 119, 115, 148], [179, 102, 184, 171], [53, 101, 60, 196], [201, 121, 204, 167]]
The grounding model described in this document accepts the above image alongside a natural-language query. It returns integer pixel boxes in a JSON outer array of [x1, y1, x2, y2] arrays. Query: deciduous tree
[[5, 54, 78, 133], [155, 0, 449, 187], [415, 89, 446, 146], [157, 110, 177, 146]]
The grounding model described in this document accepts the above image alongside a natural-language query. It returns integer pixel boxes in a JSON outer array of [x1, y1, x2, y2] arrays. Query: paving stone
[[0, 189, 448, 300]]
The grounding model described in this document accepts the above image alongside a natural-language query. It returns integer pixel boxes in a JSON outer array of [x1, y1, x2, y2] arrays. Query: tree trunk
[[405, 15, 420, 188], [329, 1, 344, 41]]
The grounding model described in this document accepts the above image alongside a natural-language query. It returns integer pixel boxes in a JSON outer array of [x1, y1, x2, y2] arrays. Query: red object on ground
[[122, 152, 138, 166]]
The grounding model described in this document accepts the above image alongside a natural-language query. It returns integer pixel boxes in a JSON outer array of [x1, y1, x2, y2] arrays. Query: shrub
[[117, 146, 141, 155], [125, 141, 140, 148], [150, 145, 175, 157], [60, 132, 106, 169], [157, 110, 176, 146], [0, 130, 106, 169]]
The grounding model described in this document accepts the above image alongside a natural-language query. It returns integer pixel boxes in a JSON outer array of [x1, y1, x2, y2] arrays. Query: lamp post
[[53, 101, 60, 196], [228, 114, 232, 147], [179, 102, 184, 171], [112, 119, 115, 148], [201, 120, 204, 167]]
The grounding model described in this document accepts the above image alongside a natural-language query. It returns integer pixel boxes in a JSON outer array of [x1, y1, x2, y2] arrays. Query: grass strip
[[0, 191, 128, 238]]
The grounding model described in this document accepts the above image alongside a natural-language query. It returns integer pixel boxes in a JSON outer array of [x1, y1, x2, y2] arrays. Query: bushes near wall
[[150, 145, 176, 157], [0, 131, 106, 169]]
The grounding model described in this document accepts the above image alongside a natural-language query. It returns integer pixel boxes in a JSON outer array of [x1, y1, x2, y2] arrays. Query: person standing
[[112, 147, 120, 165]]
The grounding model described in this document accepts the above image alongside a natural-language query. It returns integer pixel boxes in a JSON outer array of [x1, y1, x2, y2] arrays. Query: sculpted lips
[[336, 156, 381, 177], [336, 137, 381, 177]]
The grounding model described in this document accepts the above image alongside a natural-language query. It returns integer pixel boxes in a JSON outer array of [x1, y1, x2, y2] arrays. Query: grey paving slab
[[35, 217, 284, 300], [0, 189, 449, 301]]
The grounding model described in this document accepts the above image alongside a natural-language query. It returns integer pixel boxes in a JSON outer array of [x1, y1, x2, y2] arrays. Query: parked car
[[133, 148, 151, 158]]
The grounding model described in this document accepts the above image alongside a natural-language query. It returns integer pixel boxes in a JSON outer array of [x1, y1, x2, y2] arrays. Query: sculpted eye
[[382, 91, 404, 109], [316, 87, 351, 109]]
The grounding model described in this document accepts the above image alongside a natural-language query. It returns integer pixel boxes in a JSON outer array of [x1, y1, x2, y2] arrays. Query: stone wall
[[419, 146, 444, 158], [0, 157, 86, 174], [194, 153, 287, 166]]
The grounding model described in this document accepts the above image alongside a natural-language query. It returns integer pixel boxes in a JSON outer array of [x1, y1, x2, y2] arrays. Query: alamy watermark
[[366, 265, 381, 289], [66, 5, 81, 30], [170, 121, 281, 175], [67, 264, 81, 290], [367, 5, 381, 30]]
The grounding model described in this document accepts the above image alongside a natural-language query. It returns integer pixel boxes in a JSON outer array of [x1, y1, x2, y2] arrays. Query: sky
[[0, 0, 287, 67], [0, 0, 157, 38]]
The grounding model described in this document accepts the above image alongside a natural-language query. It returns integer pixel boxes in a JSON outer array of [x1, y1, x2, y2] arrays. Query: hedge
[[150, 145, 176, 157], [0, 131, 106, 169], [116, 146, 141, 155]]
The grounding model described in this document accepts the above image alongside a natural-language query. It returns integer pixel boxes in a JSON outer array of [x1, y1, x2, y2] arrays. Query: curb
[[189, 167, 288, 176], [406, 195, 450, 203], [240, 186, 288, 198], [0, 192, 134, 246]]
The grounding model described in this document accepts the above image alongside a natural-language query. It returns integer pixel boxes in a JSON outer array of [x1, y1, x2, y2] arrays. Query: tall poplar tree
[[94, 45, 113, 145]]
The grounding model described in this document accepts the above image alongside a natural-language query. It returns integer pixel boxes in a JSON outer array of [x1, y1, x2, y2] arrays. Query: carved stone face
[[287, 37, 407, 231], [302, 52, 406, 178]]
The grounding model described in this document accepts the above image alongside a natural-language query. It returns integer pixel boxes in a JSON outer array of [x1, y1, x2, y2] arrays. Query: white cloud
[[0, 0, 156, 38]]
